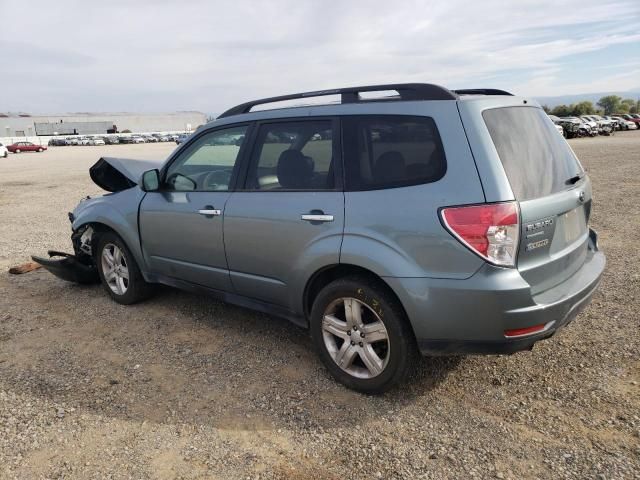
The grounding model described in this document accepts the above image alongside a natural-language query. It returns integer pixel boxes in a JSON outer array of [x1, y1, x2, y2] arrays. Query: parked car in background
[[588, 115, 614, 136], [547, 115, 565, 136], [48, 138, 68, 146], [611, 115, 637, 130], [142, 135, 158, 143], [34, 83, 605, 393], [560, 117, 592, 137], [66, 137, 79, 146], [575, 117, 597, 136], [618, 114, 640, 126], [602, 116, 622, 130], [7, 141, 47, 153], [92, 137, 106, 146], [175, 134, 189, 144], [579, 116, 599, 133], [103, 136, 120, 145], [0, 143, 8, 158], [130, 136, 145, 144]]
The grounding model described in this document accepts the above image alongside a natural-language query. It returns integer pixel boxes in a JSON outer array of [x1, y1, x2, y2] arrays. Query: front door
[[139, 124, 250, 291], [224, 118, 344, 308]]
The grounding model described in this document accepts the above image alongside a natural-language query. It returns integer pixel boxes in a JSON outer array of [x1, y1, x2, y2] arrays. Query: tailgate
[[517, 186, 590, 294]]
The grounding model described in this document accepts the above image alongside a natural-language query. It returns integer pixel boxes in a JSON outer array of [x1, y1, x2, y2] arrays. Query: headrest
[[277, 150, 314, 189]]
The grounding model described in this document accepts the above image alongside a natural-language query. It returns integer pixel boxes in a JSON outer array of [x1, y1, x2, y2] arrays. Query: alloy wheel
[[101, 243, 129, 295], [322, 297, 390, 379]]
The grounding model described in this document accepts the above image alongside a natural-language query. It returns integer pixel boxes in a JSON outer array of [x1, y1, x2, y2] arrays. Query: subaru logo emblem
[[578, 191, 585, 203]]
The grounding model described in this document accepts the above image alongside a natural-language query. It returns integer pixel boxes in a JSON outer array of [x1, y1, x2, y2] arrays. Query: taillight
[[440, 202, 519, 267]]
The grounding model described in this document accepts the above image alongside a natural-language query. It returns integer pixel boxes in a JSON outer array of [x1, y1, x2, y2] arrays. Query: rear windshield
[[483, 107, 584, 201]]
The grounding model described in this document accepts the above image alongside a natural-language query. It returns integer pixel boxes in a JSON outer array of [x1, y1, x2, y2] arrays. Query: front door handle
[[301, 213, 334, 222], [198, 206, 221, 216]]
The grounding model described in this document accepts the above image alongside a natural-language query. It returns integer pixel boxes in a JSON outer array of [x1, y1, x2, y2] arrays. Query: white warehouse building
[[0, 111, 208, 137]]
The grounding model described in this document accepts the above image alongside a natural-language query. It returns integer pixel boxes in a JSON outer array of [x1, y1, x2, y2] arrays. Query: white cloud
[[1, 0, 638, 112]]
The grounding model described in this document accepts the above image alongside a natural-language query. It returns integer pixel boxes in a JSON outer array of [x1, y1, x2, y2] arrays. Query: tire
[[37, 148, 43, 152], [95, 231, 153, 305], [15, 149, 21, 153], [309, 276, 418, 394]]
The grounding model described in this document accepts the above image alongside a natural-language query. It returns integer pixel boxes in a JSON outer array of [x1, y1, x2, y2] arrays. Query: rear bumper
[[385, 229, 605, 356]]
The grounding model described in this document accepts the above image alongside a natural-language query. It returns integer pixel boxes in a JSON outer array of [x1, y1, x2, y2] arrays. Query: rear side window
[[342, 115, 446, 191], [246, 120, 336, 190], [483, 107, 584, 201]]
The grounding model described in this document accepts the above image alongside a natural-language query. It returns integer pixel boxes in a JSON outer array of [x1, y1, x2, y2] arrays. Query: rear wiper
[[565, 173, 584, 185]]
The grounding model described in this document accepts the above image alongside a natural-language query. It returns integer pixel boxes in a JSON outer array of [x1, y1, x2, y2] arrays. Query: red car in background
[[7, 141, 47, 153]]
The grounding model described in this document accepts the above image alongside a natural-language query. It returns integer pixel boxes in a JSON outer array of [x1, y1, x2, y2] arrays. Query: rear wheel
[[310, 276, 418, 393], [15, 149, 21, 153], [96, 232, 153, 305], [37, 148, 43, 152]]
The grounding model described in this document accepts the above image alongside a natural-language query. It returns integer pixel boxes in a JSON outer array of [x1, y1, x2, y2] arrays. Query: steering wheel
[[201, 169, 231, 190]]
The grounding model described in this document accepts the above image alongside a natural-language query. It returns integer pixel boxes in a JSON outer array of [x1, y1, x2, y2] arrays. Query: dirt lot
[[0, 135, 638, 479]]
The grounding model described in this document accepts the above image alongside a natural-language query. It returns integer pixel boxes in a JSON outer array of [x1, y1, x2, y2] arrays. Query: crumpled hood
[[89, 157, 164, 192]]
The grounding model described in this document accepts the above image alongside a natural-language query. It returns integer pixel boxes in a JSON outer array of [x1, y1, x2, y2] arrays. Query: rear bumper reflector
[[504, 321, 554, 338]]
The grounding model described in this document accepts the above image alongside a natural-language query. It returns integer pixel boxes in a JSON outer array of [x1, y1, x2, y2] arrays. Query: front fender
[[72, 188, 147, 273]]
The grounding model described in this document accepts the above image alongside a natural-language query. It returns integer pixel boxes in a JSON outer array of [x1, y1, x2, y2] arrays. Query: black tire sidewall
[[95, 232, 150, 305], [310, 277, 416, 394]]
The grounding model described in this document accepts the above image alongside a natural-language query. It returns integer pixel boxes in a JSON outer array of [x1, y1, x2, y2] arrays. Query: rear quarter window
[[483, 107, 584, 201], [342, 115, 446, 191]]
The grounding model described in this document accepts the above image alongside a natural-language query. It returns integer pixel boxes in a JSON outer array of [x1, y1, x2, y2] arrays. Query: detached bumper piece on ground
[[31, 251, 99, 284]]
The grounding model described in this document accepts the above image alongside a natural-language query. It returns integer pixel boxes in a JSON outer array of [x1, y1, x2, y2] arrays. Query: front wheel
[[96, 232, 153, 305], [15, 149, 21, 153], [310, 276, 418, 394], [37, 148, 43, 152]]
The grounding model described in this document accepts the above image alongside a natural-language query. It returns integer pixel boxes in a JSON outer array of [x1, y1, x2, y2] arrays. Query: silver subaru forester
[[35, 84, 605, 393]]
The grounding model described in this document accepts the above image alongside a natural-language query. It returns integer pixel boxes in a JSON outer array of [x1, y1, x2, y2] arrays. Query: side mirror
[[141, 169, 160, 192]]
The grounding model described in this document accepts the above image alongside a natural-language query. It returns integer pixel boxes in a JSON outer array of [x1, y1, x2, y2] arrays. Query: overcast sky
[[1, 0, 638, 114]]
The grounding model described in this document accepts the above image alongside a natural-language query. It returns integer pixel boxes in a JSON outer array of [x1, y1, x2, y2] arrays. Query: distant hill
[[533, 91, 640, 108]]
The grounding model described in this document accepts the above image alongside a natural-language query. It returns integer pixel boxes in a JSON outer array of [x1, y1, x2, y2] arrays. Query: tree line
[[542, 96, 639, 117]]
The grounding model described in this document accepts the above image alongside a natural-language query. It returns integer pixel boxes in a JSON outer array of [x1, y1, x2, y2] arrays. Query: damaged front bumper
[[32, 224, 99, 284], [31, 250, 99, 284]]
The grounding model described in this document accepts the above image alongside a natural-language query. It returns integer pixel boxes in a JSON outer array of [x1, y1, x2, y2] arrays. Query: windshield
[[483, 106, 584, 201]]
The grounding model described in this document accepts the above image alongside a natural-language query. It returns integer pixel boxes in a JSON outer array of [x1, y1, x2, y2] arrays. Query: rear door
[[223, 118, 344, 308], [482, 106, 590, 294]]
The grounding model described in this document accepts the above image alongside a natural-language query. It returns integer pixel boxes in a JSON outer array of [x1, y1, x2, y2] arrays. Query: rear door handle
[[301, 214, 334, 222]]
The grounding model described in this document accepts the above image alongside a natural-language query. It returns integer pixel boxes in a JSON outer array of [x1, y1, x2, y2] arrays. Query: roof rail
[[218, 83, 457, 118], [453, 88, 513, 96]]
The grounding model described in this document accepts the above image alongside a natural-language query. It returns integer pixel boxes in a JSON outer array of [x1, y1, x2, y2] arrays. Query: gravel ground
[[0, 135, 638, 479]]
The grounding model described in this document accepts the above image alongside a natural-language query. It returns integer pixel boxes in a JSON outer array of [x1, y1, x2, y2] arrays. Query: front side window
[[246, 121, 335, 190], [342, 116, 446, 191], [164, 125, 248, 191]]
